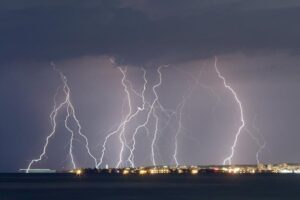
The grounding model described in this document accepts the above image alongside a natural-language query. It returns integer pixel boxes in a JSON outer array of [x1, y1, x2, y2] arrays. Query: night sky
[[1, 0, 300, 172]]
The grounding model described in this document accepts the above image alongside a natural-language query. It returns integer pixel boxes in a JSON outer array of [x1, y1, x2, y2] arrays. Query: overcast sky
[[1, 0, 300, 171]]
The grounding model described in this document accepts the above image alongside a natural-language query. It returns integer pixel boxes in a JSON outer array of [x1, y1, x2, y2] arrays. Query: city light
[[123, 169, 130, 175], [191, 169, 199, 175], [139, 169, 148, 175], [67, 163, 300, 177], [150, 169, 159, 174], [76, 169, 83, 176]]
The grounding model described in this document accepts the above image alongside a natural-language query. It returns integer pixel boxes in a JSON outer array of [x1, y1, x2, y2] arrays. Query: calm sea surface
[[0, 173, 300, 200]]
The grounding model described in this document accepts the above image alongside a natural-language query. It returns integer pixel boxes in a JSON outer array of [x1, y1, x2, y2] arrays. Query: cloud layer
[[1, 0, 300, 65]]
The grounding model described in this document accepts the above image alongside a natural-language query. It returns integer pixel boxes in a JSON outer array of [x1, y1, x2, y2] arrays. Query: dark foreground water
[[1, 173, 300, 200]]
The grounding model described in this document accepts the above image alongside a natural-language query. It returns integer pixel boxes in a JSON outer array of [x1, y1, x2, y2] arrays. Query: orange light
[[123, 170, 130, 175], [150, 169, 158, 174], [139, 169, 147, 175], [191, 169, 199, 175], [76, 169, 82, 176]]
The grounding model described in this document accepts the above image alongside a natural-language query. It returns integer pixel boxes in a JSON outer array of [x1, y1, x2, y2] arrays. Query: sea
[[0, 173, 300, 200]]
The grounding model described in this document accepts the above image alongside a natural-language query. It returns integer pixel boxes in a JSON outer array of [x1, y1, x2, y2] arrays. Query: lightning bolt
[[256, 141, 266, 164], [26, 89, 67, 173], [244, 128, 266, 165], [26, 64, 97, 172], [60, 68, 98, 168], [98, 67, 147, 168], [116, 67, 138, 168], [127, 68, 149, 166], [172, 81, 195, 167], [64, 102, 76, 169], [151, 105, 160, 166], [173, 101, 184, 167], [214, 58, 267, 165], [126, 66, 166, 167], [150, 66, 166, 166], [97, 97, 127, 168], [248, 115, 266, 164], [97, 67, 131, 168], [172, 66, 224, 167], [214, 57, 246, 165]]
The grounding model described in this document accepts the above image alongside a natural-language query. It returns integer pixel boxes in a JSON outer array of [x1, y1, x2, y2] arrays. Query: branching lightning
[[26, 89, 68, 173], [98, 66, 171, 168], [173, 101, 184, 167], [245, 127, 266, 165], [26, 64, 97, 172], [256, 141, 266, 165], [214, 57, 246, 165], [214, 58, 267, 165], [149, 66, 165, 166], [127, 66, 168, 167], [250, 115, 266, 164], [127, 68, 149, 165], [26, 57, 268, 170], [98, 67, 149, 168], [116, 67, 140, 168], [171, 80, 195, 167], [65, 104, 76, 169], [97, 67, 131, 168]]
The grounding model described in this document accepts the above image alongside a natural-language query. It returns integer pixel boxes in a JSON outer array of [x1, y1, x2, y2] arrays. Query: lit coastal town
[[22, 163, 300, 175], [69, 163, 300, 176]]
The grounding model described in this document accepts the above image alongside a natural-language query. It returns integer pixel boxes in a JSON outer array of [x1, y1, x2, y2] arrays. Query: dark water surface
[[0, 173, 300, 200]]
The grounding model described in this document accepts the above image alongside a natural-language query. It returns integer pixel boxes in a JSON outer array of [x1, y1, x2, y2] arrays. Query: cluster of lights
[[228, 168, 240, 174], [70, 169, 83, 176], [149, 167, 171, 175], [66, 163, 300, 177], [139, 169, 148, 175], [123, 169, 130, 175]]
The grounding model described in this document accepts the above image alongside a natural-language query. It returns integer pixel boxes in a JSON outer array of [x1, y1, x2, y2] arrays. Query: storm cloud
[[1, 0, 300, 65]]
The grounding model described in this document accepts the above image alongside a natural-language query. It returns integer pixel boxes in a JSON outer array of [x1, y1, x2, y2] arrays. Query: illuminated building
[[76, 169, 82, 176], [139, 169, 148, 175], [191, 169, 199, 175], [123, 169, 130, 175]]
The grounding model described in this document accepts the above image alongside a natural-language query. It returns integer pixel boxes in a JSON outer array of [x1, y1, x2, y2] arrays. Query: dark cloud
[[122, 0, 300, 17], [1, 0, 300, 66]]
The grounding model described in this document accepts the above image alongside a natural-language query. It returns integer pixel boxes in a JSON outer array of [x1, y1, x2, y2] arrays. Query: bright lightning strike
[[60, 68, 98, 168], [214, 57, 246, 166], [116, 67, 135, 168], [150, 66, 165, 166], [127, 66, 166, 167], [65, 103, 76, 169], [127, 68, 149, 166], [26, 89, 68, 173], [98, 67, 146, 168], [173, 101, 184, 167], [97, 67, 131, 168], [26, 64, 97, 173]]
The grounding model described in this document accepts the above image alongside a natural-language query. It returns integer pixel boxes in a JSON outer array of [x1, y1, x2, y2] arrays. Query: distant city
[[21, 163, 300, 176]]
